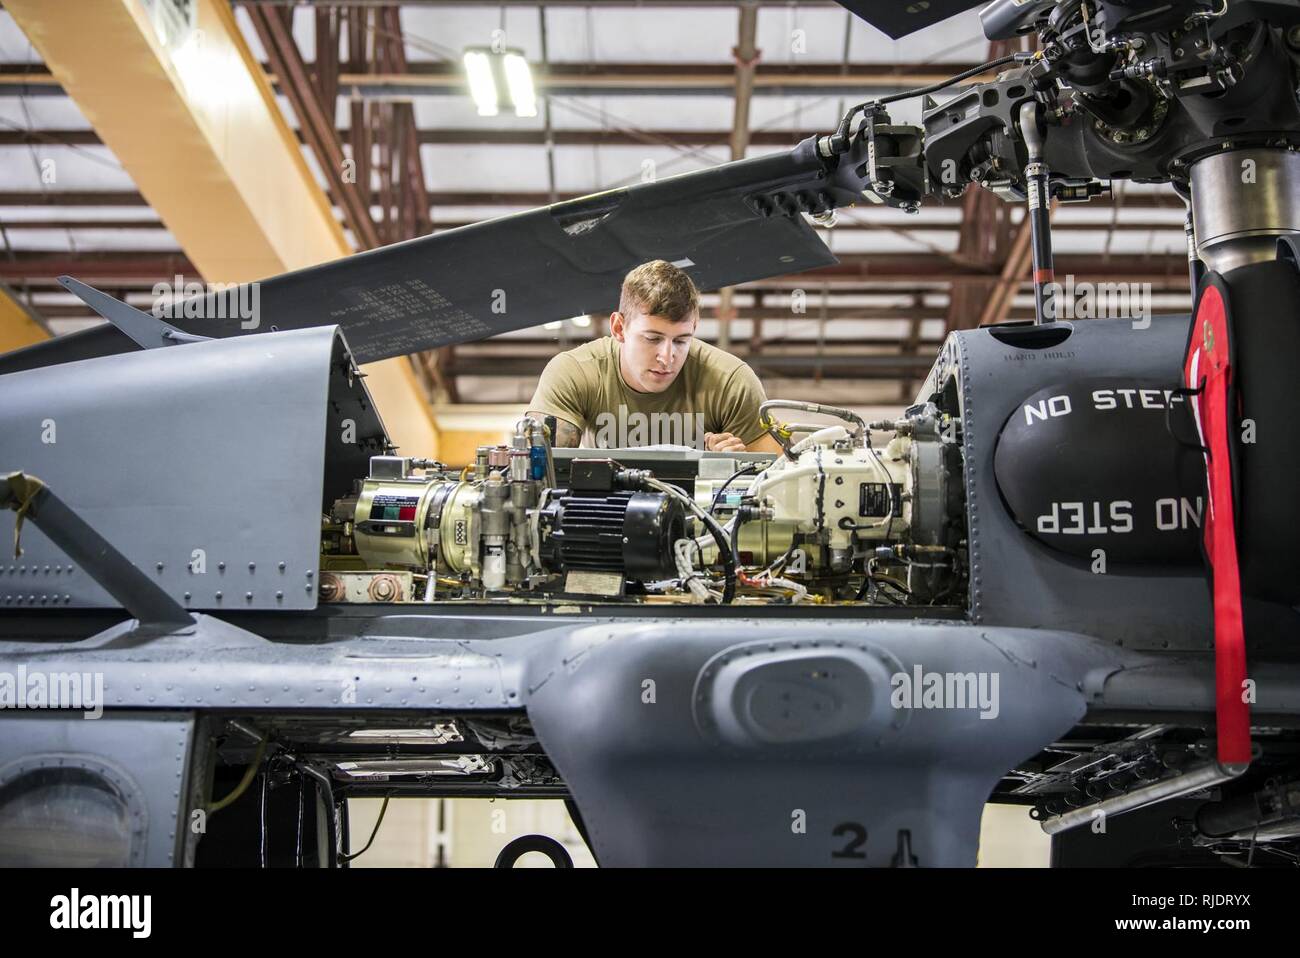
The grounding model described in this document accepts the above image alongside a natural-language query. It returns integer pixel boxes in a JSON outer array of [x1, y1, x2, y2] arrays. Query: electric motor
[[541, 489, 685, 582]]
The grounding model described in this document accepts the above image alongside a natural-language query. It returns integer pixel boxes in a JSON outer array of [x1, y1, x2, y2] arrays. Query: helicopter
[[1, 0, 1299, 868]]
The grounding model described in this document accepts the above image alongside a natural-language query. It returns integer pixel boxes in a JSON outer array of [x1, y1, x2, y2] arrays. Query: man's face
[[610, 307, 697, 394]]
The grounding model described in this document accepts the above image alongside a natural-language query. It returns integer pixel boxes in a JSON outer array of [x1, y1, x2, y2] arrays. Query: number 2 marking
[[832, 822, 867, 860]]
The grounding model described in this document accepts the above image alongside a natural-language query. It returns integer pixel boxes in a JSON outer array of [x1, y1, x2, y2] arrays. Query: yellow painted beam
[[7, 0, 342, 280], [429, 404, 522, 467], [365, 356, 446, 460], [0, 282, 49, 352], [5, 0, 437, 456]]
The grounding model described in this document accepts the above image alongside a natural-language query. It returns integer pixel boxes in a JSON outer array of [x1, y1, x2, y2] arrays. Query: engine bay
[[319, 399, 968, 609]]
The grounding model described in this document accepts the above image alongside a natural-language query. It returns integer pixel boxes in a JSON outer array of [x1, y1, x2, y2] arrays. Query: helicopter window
[[0, 764, 143, 868]]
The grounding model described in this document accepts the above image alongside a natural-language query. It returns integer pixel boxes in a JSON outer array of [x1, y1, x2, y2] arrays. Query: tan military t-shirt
[[528, 336, 769, 448]]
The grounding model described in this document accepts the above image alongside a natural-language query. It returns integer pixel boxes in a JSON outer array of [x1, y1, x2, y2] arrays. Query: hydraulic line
[[822, 52, 1026, 156], [1019, 99, 1057, 325]]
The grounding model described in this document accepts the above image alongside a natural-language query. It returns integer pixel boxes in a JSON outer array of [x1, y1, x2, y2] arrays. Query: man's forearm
[[526, 411, 582, 447], [745, 432, 783, 454]]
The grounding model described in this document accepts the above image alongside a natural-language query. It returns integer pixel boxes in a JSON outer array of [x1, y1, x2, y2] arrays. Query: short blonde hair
[[618, 260, 699, 323]]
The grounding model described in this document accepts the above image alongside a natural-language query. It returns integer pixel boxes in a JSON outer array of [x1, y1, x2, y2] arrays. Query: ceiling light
[[462, 49, 498, 117], [502, 52, 537, 117], [462, 46, 537, 119], [570, 315, 591, 328]]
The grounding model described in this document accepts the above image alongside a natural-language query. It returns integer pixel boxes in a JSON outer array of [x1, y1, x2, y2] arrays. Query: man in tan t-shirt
[[527, 260, 782, 453]]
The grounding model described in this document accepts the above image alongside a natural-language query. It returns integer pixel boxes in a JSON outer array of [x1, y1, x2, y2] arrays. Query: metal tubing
[[1190, 148, 1300, 274], [1018, 100, 1056, 325], [1184, 209, 1205, 292], [1039, 760, 1247, 835], [294, 760, 339, 868], [295, 771, 305, 868], [258, 771, 270, 868]]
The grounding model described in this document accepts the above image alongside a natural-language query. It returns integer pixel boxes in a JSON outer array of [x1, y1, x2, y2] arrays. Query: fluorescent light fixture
[[503, 52, 537, 117], [570, 315, 591, 328], [463, 46, 536, 118], [462, 49, 499, 117], [544, 321, 562, 329]]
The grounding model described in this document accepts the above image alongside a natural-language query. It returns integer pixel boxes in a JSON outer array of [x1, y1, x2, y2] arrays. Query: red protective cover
[[1182, 281, 1251, 765]]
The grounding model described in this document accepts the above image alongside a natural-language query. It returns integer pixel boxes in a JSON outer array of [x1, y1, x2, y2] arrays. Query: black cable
[[729, 509, 747, 571], [699, 508, 737, 605], [643, 476, 736, 605], [877, 53, 1023, 107], [769, 538, 799, 577], [855, 552, 914, 602], [831, 52, 1024, 149], [814, 448, 826, 532], [856, 570, 912, 598], [880, 575, 913, 596], [856, 574, 910, 603], [927, 578, 959, 606], [709, 464, 759, 516], [341, 794, 391, 862]]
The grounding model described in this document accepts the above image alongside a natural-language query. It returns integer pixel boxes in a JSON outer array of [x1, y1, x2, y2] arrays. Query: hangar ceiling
[[0, 0, 1190, 408]]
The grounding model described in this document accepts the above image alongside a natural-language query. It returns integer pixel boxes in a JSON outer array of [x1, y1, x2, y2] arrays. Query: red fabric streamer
[[1182, 284, 1251, 765]]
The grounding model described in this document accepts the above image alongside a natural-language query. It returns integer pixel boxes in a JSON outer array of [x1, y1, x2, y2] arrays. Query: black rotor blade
[[165, 142, 841, 364], [832, 0, 985, 39], [0, 136, 869, 373]]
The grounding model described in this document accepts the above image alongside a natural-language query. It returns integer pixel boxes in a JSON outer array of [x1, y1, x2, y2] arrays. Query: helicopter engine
[[320, 405, 967, 607]]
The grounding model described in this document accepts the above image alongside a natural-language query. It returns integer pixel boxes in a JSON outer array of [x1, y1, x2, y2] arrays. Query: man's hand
[[704, 431, 747, 453]]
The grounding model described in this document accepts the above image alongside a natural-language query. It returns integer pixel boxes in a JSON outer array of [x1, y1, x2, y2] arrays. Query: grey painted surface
[[524, 619, 1112, 866], [946, 316, 1221, 652], [2, 606, 1299, 866], [0, 326, 384, 613], [3, 608, 1293, 716], [0, 711, 195, 867], [2, 313, 1298, 866], [0, 612, 524, 711]]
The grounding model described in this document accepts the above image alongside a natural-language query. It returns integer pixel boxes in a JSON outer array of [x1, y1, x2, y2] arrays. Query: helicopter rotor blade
[[830, 0, 985, 39], [0, 139, 855, 374]]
